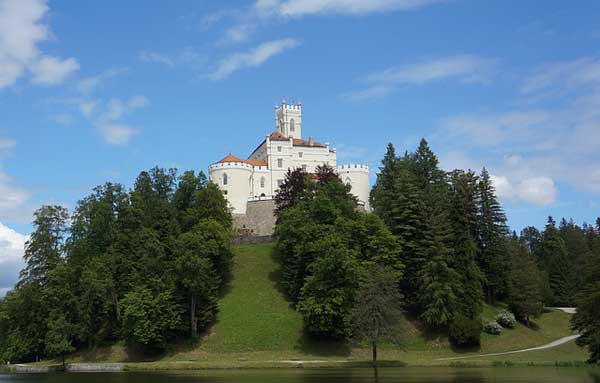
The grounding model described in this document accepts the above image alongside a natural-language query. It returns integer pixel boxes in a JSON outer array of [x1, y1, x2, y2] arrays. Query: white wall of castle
[[208, 101, 371, 215]]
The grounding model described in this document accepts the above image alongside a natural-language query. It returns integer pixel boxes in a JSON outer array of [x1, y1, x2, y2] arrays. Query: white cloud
[[490, 175, 557, 207], [0, 0, 79, 89], [0, 137, 16, 150], [0, 222, 27, 296], [78, 95, 148, 145], [0, 168, 31, 220], [98, 124, 138, 146], [77, 67, 128, 95], [263, 0, 441, 17], [522, 58, 600, 95], [347, 55, 495, 100], [30, 55, 79, 85], [139, 51, 175, 67], [210, 38, 300, 80]]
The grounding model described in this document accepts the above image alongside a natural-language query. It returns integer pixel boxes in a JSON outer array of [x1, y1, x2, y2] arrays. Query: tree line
[[274, 139, 600, 361], [0, 168, 233, 364]]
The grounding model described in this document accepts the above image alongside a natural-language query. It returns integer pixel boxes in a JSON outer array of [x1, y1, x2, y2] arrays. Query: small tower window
[[260, 176, 265, 188], [302, 164, 307, 172], [223, 173, 228, 185], [277, 158, 283, 168], [290, 118, 295, 132], [298, 152, 303, 158], [277, 146, 282, 152], [345, 177, 352, 187]]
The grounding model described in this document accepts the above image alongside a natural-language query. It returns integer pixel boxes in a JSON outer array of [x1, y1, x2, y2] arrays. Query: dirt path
[[436, 334, 580, 361]]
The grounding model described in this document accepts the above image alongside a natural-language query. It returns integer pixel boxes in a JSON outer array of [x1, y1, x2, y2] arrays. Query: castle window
[[277, 146, 282, 152], [298, 152, 303, 158], [260, 176, 265, 188], [277, 179, 283, 187], [290, 118, 295, 132], [277, 158, 283, 168], [345, 177, 352, 186], [302, 164, 307, 172], [223, 173, 228, 185]]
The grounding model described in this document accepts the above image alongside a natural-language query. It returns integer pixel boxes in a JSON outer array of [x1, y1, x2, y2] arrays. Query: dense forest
[[1, 139, 599, 364], [0, 168, 233, 363]]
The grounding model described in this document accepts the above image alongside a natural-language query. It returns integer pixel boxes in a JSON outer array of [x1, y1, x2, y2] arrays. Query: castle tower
[[275, 100, 302, 139]]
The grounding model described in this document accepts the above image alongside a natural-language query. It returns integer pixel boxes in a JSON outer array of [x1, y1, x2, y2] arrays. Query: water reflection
[[0, 367, 598, 383]]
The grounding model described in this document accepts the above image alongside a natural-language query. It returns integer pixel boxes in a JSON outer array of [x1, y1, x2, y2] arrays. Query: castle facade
[[208, 101, 370, 234]]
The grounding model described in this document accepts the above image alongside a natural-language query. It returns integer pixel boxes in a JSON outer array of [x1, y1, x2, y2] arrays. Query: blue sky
[[1, 0, 600, 294]]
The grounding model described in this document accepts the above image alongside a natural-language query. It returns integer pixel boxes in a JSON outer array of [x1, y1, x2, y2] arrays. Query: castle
[[208, 100, 370, 236]]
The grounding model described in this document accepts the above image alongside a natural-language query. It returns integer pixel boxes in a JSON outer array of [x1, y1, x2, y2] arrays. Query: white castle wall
[[208, 162, 253, 214], [337, 164, 370, 211]]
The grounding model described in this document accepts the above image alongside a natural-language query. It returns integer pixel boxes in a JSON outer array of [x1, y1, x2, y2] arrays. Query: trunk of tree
[[111, 288, 120, 321], [525, 315, 529, 327], [372, 341, 378, 368], [190, 294, 197, 338], [62, 354, 65, 370]]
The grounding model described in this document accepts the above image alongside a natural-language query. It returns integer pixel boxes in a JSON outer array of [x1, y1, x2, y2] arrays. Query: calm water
[[1, 368, 599, 383]]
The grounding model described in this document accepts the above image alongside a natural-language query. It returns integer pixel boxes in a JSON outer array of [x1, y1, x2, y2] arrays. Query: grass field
[[58, 242, 589, 368]]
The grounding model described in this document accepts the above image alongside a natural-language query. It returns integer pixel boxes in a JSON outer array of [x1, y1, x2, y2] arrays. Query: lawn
[[57, 242, 589, 368]]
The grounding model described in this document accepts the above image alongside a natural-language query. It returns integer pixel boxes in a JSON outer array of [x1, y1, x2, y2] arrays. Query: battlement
[[337, 163, 369, 173], [275, 100, 302, 111], [209, 162, 267, 171]]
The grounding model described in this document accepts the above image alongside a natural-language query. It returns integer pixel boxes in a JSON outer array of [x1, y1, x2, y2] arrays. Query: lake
[[1, 368, 600, 383]]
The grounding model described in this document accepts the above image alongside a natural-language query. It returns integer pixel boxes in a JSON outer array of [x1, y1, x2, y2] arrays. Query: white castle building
[[208, 101, 370, 234]]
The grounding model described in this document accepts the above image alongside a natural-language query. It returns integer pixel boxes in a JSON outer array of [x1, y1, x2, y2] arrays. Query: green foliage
[[507, 239, 543, 325], [352, 264, 404, 365], [0, 167, 233, 362], [274, 164, 402, 340], [120, 287, 183, 350], [297, 239, 360, 339], [449, 314, 482, 347], [496, 311, 517, 329], [483, 321, 502, 335]]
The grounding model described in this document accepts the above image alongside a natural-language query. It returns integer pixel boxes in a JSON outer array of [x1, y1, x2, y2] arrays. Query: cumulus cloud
[[346, 55, 496, 101], [0, 222, 26, 297], [210, 38, 300, 80], [0, 0, 79, 89], [490, 175, 557, 207]]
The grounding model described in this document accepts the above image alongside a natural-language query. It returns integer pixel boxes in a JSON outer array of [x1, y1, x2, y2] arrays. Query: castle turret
[[275, 100, 302, 139], [337, 163, 370, 211]]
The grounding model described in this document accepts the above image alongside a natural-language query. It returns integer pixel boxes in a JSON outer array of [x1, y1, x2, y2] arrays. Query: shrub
[[483, 320, 502, 335], [496, 311, 516, 328], [449, 315, 482, 347]]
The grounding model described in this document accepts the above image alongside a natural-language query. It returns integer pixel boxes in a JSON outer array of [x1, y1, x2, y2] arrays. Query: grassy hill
[[63, 243, 587, 368]]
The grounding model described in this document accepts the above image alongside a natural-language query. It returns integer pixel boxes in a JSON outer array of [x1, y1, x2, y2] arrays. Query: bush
[[449, 315, 482, 347], [496, 311, 516, 328], [483, 320, 502, 335]]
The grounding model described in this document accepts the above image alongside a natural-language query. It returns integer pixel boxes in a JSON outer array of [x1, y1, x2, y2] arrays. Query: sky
[[1, 0, 600, 295]]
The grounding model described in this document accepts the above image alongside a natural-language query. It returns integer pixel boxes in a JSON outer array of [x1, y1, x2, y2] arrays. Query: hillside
[[63, 243, 586, 368]]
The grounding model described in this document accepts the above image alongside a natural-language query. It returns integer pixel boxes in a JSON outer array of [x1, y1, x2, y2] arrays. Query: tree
[[297, 236, 360, 339], [352, 265, 403, 367], [44, 312, 75, 368], [274, 168, 311, 219], [571, 252, 600, 364], [477, 168, 509, 303], [507, 238, 543, 325], [541, 217, 575, 305], [20, 205, 70, 287], [119, 286, 183, 350]]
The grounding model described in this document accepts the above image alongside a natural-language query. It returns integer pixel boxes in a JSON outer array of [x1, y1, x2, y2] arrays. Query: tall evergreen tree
[[477, 168, 509, 303]]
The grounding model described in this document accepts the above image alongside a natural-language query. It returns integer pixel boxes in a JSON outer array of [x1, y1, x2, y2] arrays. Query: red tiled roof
[[268, 131, 325, 147], [217, 154, 267, 167]]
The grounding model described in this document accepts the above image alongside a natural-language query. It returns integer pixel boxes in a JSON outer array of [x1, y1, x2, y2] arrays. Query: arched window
[[290, 118, 295, 132], [345, 177, 352, 187], [223, 173, 228, 185], [260, 176, 265, 188]]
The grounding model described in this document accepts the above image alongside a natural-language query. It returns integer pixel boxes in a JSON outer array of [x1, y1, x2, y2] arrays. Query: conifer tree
[[477, 168, 509, 303], [507, 236, 543, 326]]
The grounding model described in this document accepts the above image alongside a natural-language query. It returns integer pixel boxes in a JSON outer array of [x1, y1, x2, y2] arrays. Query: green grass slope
[[200, 243, 304, 353], [59, 242, 588, 367]]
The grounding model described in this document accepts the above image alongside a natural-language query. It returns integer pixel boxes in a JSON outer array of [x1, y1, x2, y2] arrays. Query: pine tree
[[477, 168, 509, 303], [507, 237, 543, 325], [541, 217, 576, 305]]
